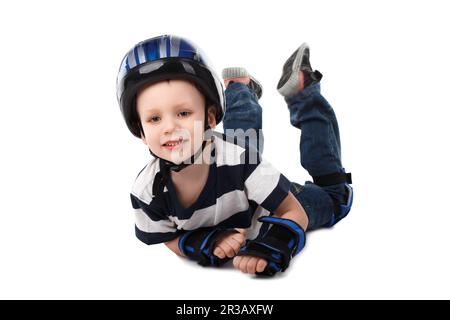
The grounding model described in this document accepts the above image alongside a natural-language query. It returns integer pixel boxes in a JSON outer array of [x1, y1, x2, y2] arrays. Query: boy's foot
[[277, 43, 323, 98], [222, 67, 263, 100]]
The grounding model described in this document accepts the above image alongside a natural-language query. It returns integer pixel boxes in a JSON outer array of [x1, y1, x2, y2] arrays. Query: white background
[[1, 0, 449, 299]]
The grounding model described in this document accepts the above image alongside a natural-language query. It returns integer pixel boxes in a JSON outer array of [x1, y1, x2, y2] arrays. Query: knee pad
[[327, 183, 353, 227], [312, 171, 353, 227], [178, 227, 237, 267], [237, 216, 306, 276]]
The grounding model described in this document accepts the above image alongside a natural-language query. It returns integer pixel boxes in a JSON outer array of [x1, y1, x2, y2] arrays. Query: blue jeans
[[223, 82, 349, 231]]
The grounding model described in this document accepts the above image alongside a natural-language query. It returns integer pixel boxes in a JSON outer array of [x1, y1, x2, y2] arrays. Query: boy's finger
[[213, 247, 226, 259], [247, 257, 258, 274], [222, 243, 237, 258], [231, 233, 246, 245], [233, 256, 242, 269], [223, 238, 241, 254], [239, 256, 251, 273], [256, 258, 268, 273]]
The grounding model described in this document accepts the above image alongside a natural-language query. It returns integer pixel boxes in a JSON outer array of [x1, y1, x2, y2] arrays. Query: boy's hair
[[133, 80, 215, 138]]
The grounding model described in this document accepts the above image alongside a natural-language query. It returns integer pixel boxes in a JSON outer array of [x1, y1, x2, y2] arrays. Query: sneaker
[[277, 43, 322, 98], [222, 67, 263, 100]]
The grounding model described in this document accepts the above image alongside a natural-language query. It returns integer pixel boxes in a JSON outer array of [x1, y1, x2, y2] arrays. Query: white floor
[[1, 0, 449, 299]]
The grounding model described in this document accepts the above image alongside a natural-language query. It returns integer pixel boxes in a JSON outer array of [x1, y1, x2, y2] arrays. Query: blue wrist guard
[[178, 227, 237, 266], [237, 216, 306, 276]]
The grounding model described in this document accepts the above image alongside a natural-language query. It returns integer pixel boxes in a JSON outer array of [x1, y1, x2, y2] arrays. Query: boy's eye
[[179, 111, 190, 117], [147, 112, 190, 123], [149, 116, 160, 123]]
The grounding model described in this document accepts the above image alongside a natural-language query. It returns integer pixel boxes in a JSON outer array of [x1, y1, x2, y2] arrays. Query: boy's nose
[[163, 117, 178, 134]]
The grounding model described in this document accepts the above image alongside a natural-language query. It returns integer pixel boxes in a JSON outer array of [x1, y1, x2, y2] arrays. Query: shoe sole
[[277, 43, 309, 97], [222, 67, 263, 99]]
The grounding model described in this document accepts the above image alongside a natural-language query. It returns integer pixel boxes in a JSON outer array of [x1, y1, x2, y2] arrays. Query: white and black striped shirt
[[130, 132, 292, 245]]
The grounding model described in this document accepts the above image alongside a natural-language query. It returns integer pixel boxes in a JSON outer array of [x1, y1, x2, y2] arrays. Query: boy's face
[[136, 79, 216, 164]]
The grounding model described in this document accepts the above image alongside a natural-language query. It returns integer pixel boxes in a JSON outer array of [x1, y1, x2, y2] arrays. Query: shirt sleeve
[[242, 146, 292, 213], [131, 193, 182, 245]]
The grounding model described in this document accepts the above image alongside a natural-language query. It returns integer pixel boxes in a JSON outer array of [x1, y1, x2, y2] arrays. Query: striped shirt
[[130, 131, 292, 245]]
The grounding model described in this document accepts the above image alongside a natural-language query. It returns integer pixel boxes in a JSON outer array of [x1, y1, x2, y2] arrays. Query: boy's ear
[[207, 105, 217, 129]]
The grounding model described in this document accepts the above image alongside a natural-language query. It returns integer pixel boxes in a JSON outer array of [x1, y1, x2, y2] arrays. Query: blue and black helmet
[[116, 35, 225, 138]]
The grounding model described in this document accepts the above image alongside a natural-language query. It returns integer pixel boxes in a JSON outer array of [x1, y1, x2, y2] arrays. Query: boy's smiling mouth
[[162, 137, 187, 150]]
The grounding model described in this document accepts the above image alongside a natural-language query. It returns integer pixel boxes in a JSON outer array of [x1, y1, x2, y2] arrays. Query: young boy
[[116, 35, 352, 277]]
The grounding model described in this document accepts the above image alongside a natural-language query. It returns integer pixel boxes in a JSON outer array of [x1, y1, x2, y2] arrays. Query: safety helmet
[[116, 35, 225, 138]]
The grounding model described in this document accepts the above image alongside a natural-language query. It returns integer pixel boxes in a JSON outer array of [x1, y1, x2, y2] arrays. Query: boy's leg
[[278, 43, 352, 230], [288, 83, 344, 184], [222, 69, 264, 155], [286, 83, 351, 230]]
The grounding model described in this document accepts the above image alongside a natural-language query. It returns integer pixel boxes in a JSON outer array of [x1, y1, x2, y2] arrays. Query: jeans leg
[[286, 83, 348, 229], [286, 83, 343, 176], [222, 82, 264, 155], [290, 182, 335, 231]]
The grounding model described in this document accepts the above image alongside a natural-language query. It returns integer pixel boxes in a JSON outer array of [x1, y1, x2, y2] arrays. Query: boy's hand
[[212, 228, 269, 274], [232, 255, 268, 274], [213, 229, 246, 259]]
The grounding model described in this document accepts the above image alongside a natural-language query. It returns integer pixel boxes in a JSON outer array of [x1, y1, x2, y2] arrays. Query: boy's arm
[[234, 191, 308, 276], [165, 236, 184, 257], [272, 191, 309, 230]]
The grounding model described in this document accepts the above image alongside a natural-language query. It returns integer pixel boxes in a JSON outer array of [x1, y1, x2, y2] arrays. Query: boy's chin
[[159, 150, 193, 164]]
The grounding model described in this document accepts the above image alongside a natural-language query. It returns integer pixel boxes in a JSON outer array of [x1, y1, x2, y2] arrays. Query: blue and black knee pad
[[237, 216, 306, 277], [178, 227, 238, 267], [313, 171, 353, 227], [327, 183, 353, 227]]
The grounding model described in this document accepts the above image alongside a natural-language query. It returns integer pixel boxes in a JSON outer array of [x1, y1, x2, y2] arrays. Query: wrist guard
[[237, 216, 306, 276], [178, 227, 238, 266]]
